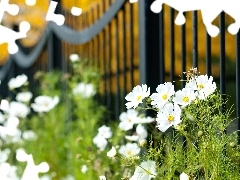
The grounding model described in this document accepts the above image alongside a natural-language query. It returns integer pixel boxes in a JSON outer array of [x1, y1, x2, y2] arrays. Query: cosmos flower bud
[[139, 139, 147, 147], [198, 131, 203, 137]]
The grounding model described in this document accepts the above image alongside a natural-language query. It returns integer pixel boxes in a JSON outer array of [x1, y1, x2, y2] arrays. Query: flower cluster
[[125, 72, 216, 132], [0, 73, 60, 179], [106, 68, 240, 180]]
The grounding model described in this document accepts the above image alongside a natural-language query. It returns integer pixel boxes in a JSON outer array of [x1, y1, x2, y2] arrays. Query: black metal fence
[[0, 0, 239, 136]]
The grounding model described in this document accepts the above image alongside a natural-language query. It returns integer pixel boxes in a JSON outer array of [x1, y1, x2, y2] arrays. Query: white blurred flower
[[173, 87, 196, 107], [63, 174, 75, 180], [97, 125, 112, 139], [0, 127, 22, 143], [16, 91, 33, 103], [156, 103, 182, 132], [138, 116, 155, 124], [150, 82, 175, 109], [0, 162, 19, 180], [31, 95, 59, 113], [4, 117, 19, 131], [81, 165, 88, 174], [8, 74, 28, 89], [99, 175, 106, 180], [129, 160, 156, 180], [69, 54, 80, 63], [125, 84, 150, 109], [6, 101, 30, 118], [125, 124, 148, 142], [180, 172, 189, 180], [0, 117, 22, 143], [93, 125, 112, 151], [0, 111, 5, 123], [119, 109, 139, 131], [107, 146, 117, 158], [125, 135, 139, 141], [93, 135, 108, 151], [22, 130, 37, 141], [0, 99, 9, 111], [119, 143, 140, 157], [136, 124, 148, 141], [40, 174, 52, 180], [73, 82, 96, 98], [0, 148, 10, 163]]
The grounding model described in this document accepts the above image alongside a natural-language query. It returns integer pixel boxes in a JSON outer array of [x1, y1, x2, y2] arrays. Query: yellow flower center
[[128, 119, 132, 123], [136, 95, 142, 101], [198, 83, 204, 89], [168, 115, 175, 121], [162, 94, 168, 100], [183, 96, 189, 102], [126, 150, 132, 155]]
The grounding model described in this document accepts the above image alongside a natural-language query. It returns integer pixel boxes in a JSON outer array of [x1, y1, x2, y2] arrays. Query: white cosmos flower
[[185, 79, 197, 91], [6, 101, 30, 118], [173, 87, 196, 107], [193, 75, 216, 99], [126, 124, 148, 142], [125, 135, 139, 141], [22, 130, 37, 141], [69, 54, 80, 63], [195, 75, 209, 91], [0, 116, 22, 143], [8, 74, 28, 89], [31, 95, 59, 113], [197, 76, 216, 99], [64, 174, 75, 180], [73, 82, 96, 98], [97, 125, 112, 139], [107, 146, 117, 157], [180, 172, 189, 180], [136, 124, 148, 141], [39, 174, 52, 180], [119, 142, 140, 157], [138, 116, 155, 124], [0, 148, 10, 163], [156, 103, 182, 132], [93, 135, 108, 151], [150, 82, 175, 108], [0, 112, 5, 123], [0, 99, 9, 111], [125, 84, 150, 109], [93, 125, 112, 151], [81, 165, 88, 174], [99, 175, 106, 180], [119, 109, 139, 131], [16, 91, 33, 103], [125, 124, 148, 142], [130, 160, 157, 180], [0, 162, 19, 180]]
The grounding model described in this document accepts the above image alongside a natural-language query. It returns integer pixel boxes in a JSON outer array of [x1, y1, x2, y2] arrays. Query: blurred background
[[0, 0, 238, 123]]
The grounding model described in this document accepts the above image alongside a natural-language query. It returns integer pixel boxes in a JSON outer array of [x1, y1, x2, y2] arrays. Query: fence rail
[[0, 0, 239, 136]]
